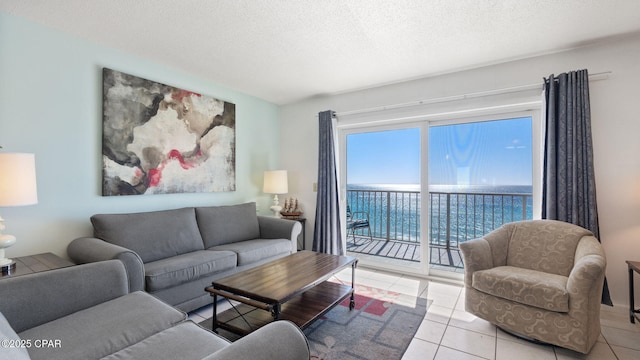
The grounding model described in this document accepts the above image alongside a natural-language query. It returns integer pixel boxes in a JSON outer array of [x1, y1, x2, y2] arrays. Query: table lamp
[[0, 153, 38, 273], [263, 170, 288, 218]]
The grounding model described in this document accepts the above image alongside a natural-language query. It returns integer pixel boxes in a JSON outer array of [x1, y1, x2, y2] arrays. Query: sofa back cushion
[[196, 202, 260, 248], [91, 207, 204, 263], [505, 220, 593, 277]]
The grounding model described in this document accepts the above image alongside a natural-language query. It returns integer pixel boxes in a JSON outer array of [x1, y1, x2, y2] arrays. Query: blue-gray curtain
[[313, 110, 344, 255], [543, 69, 612, 305]]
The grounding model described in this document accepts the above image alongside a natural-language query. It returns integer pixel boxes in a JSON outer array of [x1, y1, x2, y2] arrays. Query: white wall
[[0, 12, 281, 258], [280, 34, 640, 307]]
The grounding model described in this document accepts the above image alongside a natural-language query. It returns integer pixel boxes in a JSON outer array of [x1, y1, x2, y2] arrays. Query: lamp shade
[[263, 170, 288, 194], [0, 153, 38, 207]]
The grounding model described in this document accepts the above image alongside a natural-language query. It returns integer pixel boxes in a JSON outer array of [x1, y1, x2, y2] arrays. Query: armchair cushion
[[505, 220, 592, 276], [472, 266, 569, 312]]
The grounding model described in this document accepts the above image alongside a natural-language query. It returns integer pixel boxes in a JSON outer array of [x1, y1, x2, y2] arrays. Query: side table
[[626, 260, 640, 323], [1, 252, 74, 278]]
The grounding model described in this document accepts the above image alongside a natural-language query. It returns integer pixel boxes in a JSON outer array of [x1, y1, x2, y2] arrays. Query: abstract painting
[[102, 68, 235, 196]]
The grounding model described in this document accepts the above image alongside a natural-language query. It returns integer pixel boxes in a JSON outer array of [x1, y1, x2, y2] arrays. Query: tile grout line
[[600, 331, 621, 360]]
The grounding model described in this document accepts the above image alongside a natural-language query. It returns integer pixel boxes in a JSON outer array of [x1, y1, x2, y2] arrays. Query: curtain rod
[[335, 71, 611, 118]]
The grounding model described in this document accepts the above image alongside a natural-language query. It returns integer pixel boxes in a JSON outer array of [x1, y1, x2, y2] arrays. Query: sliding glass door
[[340, 111, 539, 277], [344, 126, 423, 270], [427, 117, 533, 275]]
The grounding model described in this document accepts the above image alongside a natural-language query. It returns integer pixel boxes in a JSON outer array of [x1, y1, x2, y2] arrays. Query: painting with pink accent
[[102, 68, 235, 196]]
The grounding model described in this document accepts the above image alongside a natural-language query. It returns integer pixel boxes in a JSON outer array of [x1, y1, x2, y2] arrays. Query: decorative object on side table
[[0, 152, 38, 274], [263, 170, 288, 218], [281, 197, 304, 219]]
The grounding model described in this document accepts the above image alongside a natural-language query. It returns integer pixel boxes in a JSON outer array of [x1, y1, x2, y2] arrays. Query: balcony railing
[[346, 188, 533, 267]]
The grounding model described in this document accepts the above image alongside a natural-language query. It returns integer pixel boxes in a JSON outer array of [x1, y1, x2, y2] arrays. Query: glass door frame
[[339, 121, 428, 276], [338, 108, 542, 280]]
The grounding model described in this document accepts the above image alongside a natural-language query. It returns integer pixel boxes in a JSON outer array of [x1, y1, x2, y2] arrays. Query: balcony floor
[[346, 235, 464, 269]]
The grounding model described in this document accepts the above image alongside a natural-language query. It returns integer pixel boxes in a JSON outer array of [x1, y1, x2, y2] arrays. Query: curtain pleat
[[313, 110, 344, 255], [543, 69, 612, 305]]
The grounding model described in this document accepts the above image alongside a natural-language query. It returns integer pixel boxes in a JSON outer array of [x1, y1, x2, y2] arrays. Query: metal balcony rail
[[346, 188, 533, 266]]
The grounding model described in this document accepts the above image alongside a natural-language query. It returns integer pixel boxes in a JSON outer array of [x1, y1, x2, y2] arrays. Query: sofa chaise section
[[67, 202, 302, 312], [0, 260, 311, 360]]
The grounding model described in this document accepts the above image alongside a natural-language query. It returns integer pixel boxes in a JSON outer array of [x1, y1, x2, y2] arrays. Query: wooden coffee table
[[205, 250, 357, 335]]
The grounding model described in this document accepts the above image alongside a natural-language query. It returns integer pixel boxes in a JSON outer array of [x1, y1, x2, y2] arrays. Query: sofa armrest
[[0, 260, 129, 333], [203, 320, 310, 360], [459, 238, 494, 287], [258, 216, 302, 253], [68, 237, 145, 292]]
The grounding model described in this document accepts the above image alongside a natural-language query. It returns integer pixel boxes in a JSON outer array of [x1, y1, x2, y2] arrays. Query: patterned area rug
[[305, 284, 429, 360], [200, 283, 429, 360]]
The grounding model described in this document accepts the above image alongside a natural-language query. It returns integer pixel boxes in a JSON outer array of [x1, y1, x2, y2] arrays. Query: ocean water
[[346, 184, 533, 245]]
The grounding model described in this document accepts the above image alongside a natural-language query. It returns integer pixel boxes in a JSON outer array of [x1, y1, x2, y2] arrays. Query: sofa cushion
[[0, 312, 30, 360], [472, 266, 569, 312], [19, 292, 186, 360], [208, 239, 291, 266], [145, 250, 237, 292], [196, 203, 261, 248], [100, 321, 229, 360], [91, 207, 205, 263]]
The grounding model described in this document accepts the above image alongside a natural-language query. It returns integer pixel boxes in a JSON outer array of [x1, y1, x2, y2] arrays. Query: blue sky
[[346, 117, 532, 186]]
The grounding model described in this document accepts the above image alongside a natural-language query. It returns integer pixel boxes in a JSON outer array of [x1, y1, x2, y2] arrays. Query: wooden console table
[[626, 260, 640, 323], [1, 252, 74, 278]]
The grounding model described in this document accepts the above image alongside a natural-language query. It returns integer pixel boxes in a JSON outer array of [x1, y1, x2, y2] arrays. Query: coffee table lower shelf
[[212, 280, 353, 335]]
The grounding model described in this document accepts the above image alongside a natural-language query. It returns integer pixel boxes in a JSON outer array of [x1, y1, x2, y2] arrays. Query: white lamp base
[[0, 234, 17, 273], [270, 205, 283, 218], [1, 260, 16, 274], [0, 242, 16, 274], [270, 194, 283, 218]]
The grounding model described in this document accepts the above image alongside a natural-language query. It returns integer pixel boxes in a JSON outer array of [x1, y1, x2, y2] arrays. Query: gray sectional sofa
[[67, 202, 302, 313], [0, 260, 310, 360]]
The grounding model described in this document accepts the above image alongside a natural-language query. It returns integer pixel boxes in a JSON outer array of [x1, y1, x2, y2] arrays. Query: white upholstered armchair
[[459, 220, 606, 354]]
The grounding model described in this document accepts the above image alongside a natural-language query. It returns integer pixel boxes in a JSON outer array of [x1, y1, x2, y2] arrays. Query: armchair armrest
[[567, 236, 606, 301], [68, 237, 145, 292], [0, 260, 129, 333], [203, 320, 310, 360], [258, 216, 302, 253], [459, 238, 494, 286]]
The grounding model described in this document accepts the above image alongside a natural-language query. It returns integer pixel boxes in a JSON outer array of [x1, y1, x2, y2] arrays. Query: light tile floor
[[188, 267, 640, 360]]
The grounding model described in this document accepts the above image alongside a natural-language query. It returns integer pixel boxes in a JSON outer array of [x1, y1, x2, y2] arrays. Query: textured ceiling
[[2, 0, 640, 104]]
